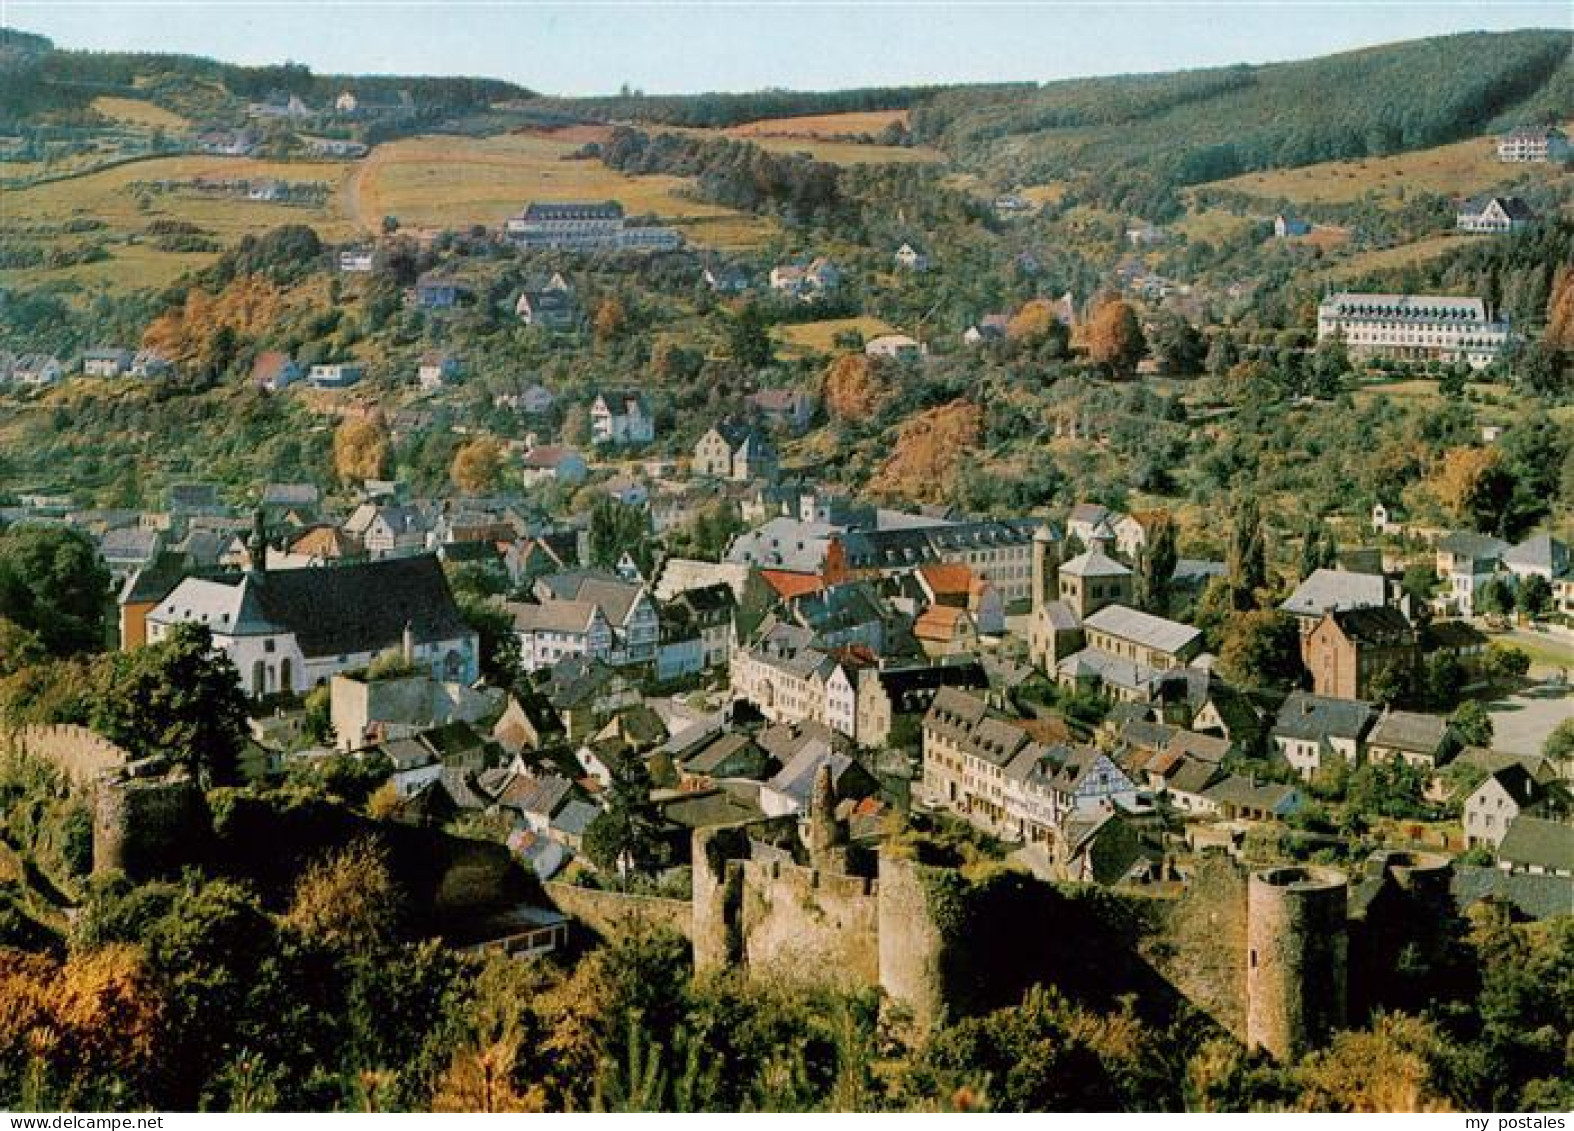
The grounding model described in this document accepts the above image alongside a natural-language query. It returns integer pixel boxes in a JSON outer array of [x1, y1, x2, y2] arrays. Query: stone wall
[[1, 725, 129, 789], [1144, 854, 1250, 1039], [543, 881, 693, 942], [93, 775, 211, 878], [738, 857, 879, 988]]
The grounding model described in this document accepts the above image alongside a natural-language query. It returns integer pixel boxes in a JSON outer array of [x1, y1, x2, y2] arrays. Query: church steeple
[[247, 509, 268, 578]]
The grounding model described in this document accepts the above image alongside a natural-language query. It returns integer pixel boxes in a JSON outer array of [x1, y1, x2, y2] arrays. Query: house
[[963, 314, 1011, 347], [338, 249, 376, 273], [916, 562, 1005, 636], [518, 445, 588, 487], [494, 384, 557, 416], [252, 351, 302, 392], [664, 583, 735, 670], [1496, 817, 1574, 877], [146, 553, 479, 697], [260, 483, 320, 523], [1496, 125, 1570, 164], [510, 599, 613, 672], [413, 273, 472, 310], [1125, 222, 1166, 247], [307, 362, 364, 389], [1464, 766, 1568, 849], [1303, 606, 1419, 701], [1366, 710, 1459, 771], [748, 388, 816, 432], [128, 350, 173, 379], [505, 201, 625, 249], [81, 348, 133, 378], [1456, 195, 1536, 234], [99, 526, 163, 582], [590, 390, 654, 445], [760, 734, 877, 817], [343, 502, 429, 557], [1271, 691, 1375, 780], [491, 692, 565, 756], [329, 668, 498, 753], [703, 263, 751, 294], [532, 572, 661, 668], [680, 732, 769, 782], [1274, 214, 1311, 238], [865, 334, 925, 362], [11, 355, 64, 387], [769, 257, 840, 301], [1316, 293, 1509, 371], [693, 421, 778, 482], [993, 193, 1031, 214], [417, 352, 462, 391], [913, 605, 977, 659], [1435, 532, 1510, 617], [515, 276, 581, 331], [1502, 533, 1569, 584], [894, 242, 929, 271]]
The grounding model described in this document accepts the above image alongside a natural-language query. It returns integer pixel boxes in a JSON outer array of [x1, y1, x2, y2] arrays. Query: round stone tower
[[1246, 865, 1349, 1061], [877, 853, 952, 1033]]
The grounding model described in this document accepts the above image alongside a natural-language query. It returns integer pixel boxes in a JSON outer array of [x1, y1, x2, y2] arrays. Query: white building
[[1316, 293, 1510, 370], [590, 390, 654, 445], [1496, 126, 1570, 164]]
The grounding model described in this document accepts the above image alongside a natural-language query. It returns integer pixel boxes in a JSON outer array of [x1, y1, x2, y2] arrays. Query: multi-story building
[[1455, 195, 1536, 233], [504, 201, 680, 251], [1316, 293, 1510, 370], [1435, 531, 1510, 617], [1496, 125, 1570, 164], [1303, 606, 1419, 701], [1270, 692, 1375, 780], [693, 421, 778, 482]]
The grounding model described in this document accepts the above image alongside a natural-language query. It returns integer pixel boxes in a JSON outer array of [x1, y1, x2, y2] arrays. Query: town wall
[[542, 880, 693, 942], [1, 724, 129, 788]]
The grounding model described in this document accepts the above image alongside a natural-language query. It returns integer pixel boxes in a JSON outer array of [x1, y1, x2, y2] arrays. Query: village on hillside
[[0, 19, 1572, 1116]]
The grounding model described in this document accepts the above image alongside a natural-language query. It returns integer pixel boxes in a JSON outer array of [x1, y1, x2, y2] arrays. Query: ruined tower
[[807, 763, 847, 872], [1246, 865, 1349, 1061]]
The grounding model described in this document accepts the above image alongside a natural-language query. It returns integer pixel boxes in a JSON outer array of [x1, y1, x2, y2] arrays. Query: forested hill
[[0, 28, 531, 122], [908, 29, 1573, 218]]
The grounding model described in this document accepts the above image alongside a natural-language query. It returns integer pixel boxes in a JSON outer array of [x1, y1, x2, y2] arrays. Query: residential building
[[533, 572, 660, 667], [504, 201, 680, 251], [1496, 125, 1570, 163], [1496, 817, 1574, 877], [1464, 766, 1567, 849], [1435, 532, 1510, 617], [852, 660, 988, 749], [865, 333, 924, 362], [769, 257, 840, 301], [515, 275, 581, 331], [1274, 214, 1311, 238], [1271, 692, 1376, 780], [417, 352, 462, 390], [307, 362, 363, 389], [1366, 710, 1459, 771], [693, 421, 778, 482], [590, 390, 655, 445], [748, 388, 816, 432], [413, 273, 472, 310], [338, 248, 376, 273], [893, 242, 929, 271], [1316, 293, 1510, 370], [252, 351, 302, 391], [1281, 567, 1390, 639], [510, 599, 614, 672], [519, 445, 588, 487], [1455, 195, 1536, 233], [81, 348, 133, 377]]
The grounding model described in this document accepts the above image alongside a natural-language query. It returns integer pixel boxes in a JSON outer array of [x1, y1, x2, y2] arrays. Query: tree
[[283, 839, 399, 953], [451, 437, 503, 495], [727, 301, 773, 370], [333, 418, 390, 484], [1449, 701, 1493, 747], [588, 496, 651, 574], [1309, 335, 1350, 398], [89, 622, 248, 784], [1217, 610, 1303, 691], [1429, 447, 1515, 535], [1224, 496, 1268, 611], [1477, 577, 1515, 618], [0, 617, 46, 677], [583, 758, 666, 878], [1298, 519, 1338, 581], [457, 594, 520, 685], [0, 525, 111, 656], [561, 404, 591, 447], [1401, 565, 1439, 606], [593, 296, 629, 344], [1542, 718, 1574, 776], [1515, 574, 1552, 619], [1482, 642, 1530, 681], [1148, 311, 1204, 375], [1084, 298, 1146, 377], [1134, 515, 1177, 614]]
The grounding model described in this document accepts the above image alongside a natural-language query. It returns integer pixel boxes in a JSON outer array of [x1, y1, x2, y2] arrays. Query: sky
[[4, 2, 1569, 97]]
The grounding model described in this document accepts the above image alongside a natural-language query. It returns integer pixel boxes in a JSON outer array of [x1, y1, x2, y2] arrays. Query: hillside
[[910, 30, 1573, 217]]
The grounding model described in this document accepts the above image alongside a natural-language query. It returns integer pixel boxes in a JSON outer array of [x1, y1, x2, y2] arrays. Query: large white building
[[146, 554, 478, 698], [504, 201, 681, 252], [1316, 293, 1510, 370], [1496, 126, 1570, 164]]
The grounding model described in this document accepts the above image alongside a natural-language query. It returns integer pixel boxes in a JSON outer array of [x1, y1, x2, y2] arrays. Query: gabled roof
[[1084, 604, 1200, 655], [1437, 531, 1509, 560], [1325, 605, 1416, 646], [1368, 710, 1451, 755], [1273, 691, 1375, 742], [1281, 568, 1386, 617], [1497, 816, 1574, 872], [1059, 545, 1131, 580]]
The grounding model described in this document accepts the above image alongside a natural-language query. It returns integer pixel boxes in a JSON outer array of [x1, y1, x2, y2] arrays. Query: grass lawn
[[1203, 124, 1573, 208], [775, 316, 898, 357], [351, 133, 776, 247], [725, 109, 911, 139], [1325, 233, 1473, 278], [90, 96, 190, 131]]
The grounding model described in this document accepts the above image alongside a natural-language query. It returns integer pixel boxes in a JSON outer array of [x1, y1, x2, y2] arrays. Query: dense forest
[[911, 30, 1573, 218]]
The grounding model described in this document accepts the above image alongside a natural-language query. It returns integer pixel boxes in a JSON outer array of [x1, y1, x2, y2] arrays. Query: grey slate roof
[[1280, 568, 1386, 617], [1273, 691, 1376, 743], [1368, 710, 1451, 755], [1498, 816, 1574, 873], [1083, 604, 1200, 655]]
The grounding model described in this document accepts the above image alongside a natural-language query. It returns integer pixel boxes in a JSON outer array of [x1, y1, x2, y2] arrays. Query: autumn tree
[[1085, 297, 1146, 377], [1544, 265, 1574, 351], [822, 353, 892, 421], [333, 418, 390, 484], [451, 437, 503, 495], [284, 839, 400, 953], [593, 296, 629, 344], [1429, 447, 1514, 535], [1217, 610, 1304, 691]]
